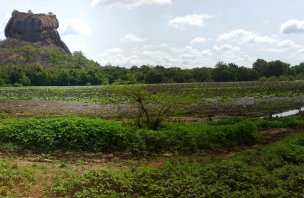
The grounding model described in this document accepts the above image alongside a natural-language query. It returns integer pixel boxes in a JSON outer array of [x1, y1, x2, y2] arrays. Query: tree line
[[0, 40, 304, 86], [2, 59, 304, 86]]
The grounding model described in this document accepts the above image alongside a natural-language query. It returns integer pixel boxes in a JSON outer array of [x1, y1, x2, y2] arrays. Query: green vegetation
[[0, 110, 304, 196], [0, 81, 304, 103], [0, 159, 33, 197], [0, 39, 304, 197], [45, 132, 304, 197], [0, 81, 303, 118], [0, 117, 303, 155], [1, 40, 304, 86]]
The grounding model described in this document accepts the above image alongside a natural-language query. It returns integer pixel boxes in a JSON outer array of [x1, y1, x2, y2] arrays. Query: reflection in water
[[272, 107, 304, 118]]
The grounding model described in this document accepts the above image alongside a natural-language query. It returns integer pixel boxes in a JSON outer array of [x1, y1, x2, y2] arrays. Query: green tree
[[237, 66, 258, 81], [213, 62, 238, 82], [9, 66, 31, 86], [145, 70, 164, 83], [253, 59, 268, 77], [266, 60, 290, 77]]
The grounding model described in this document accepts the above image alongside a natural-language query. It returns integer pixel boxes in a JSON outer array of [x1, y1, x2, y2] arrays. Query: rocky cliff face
[[5, 10, 70, 54]]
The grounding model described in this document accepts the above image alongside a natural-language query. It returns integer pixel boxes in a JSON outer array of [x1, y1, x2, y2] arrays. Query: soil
[[0, 99, 135, 118]]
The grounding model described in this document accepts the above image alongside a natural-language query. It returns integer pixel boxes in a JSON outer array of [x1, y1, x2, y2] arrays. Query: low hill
[[0, 39, 72, 68], [0, 39, 106, 86]]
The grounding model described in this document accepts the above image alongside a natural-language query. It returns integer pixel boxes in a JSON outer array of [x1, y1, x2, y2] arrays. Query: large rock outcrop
[[5, 10, 70, 53]]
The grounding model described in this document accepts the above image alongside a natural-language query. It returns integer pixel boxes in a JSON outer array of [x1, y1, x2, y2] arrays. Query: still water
[[272, 107, 304, 118]]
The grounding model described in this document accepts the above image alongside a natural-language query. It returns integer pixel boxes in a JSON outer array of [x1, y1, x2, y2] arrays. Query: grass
[[0, 159, 34, 197]]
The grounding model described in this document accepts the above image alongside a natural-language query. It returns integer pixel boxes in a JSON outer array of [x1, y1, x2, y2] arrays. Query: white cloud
[[190, 37, 207, 45], [141, 44, 154, 50], [217, 29, 276, 45], [213, 44, 240, 52], [122, 33, 146, 43], [168, 14, 211, 30], [201, 49, 212, 56], [159, 43, 169, 47], [292, 48, 304, 56], [96, 43, 258, 68], [97, 48, 131, 66], [90, 0, 101, 7], [288, 48, 304, 62], [0, 13, 11, 40], [62, 36, 90, 54], [61, 18, 92, 36], [258, 39, 300, 53], [280, 19, 304, 34], [105, 48, 124, 53], [277, 40, 300, 48], [258, 48, 287, 53], [211, 43, 253, 66], [97, 44, 214, 68], [90, 0, 172, 8]]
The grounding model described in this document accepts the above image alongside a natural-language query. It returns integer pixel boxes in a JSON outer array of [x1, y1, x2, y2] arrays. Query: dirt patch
[[0, 99, 135, 118], [260, 127, 297, 141]]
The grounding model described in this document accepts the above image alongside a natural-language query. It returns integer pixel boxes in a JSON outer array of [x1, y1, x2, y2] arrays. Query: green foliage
[[0, 118, 133, 152], [1, 40, 304, 86], [45, 132, 304, 197], [0, 159, 33, 197], [0, 40, 106, 86], [1, 117, 303, 154], [0, 81, 303, 108], [48, 170, 133, 198]]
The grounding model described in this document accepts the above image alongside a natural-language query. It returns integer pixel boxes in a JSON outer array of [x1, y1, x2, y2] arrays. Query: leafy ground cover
[[0, 81, 303, 103], [44, 131, 304, 197], [0, 81, 303, 118], [0, 159, 33, 197], [0, 116, 303, 155], [0, 114, 303, 197]]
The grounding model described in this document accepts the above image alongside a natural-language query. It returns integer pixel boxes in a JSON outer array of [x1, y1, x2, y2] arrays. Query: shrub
[[0, 118, 134, 152], [1, 117, 301, 154]]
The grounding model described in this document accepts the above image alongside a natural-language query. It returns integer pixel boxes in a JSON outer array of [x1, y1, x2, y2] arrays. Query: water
[[272, 107, 304, 118]]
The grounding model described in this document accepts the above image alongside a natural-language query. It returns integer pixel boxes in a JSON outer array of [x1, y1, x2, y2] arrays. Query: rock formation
[[5, 10, 70, 53]]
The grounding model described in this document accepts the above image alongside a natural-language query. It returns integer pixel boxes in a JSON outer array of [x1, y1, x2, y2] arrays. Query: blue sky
[[1, 0, 304, 68]]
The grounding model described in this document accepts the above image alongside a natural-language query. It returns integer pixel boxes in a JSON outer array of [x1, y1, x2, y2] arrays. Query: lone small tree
[[125, 87, 174, 130]]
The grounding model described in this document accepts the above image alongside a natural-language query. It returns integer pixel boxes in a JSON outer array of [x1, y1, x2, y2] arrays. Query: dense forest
[[0, 39, 304, 86]]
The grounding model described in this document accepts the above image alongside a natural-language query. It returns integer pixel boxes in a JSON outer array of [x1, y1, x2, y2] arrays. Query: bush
[[0, 118, 135, 152], [1, 117, 302, 154]]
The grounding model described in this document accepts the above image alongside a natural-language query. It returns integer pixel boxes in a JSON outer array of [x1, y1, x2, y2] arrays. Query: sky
[[1, 0, 304, 68]]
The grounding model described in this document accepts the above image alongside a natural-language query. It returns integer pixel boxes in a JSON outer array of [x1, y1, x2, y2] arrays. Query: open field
[[1, 81, 304, 118], [0, 81, 304, 197]]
